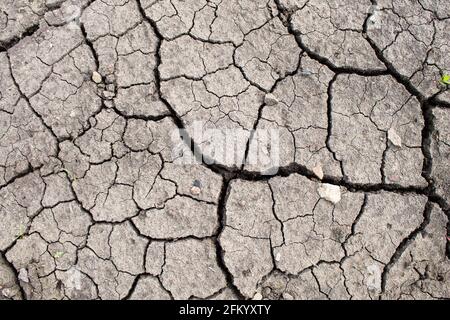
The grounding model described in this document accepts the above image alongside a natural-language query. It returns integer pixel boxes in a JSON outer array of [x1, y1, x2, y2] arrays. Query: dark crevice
[[0, 24, 40, 52], [380, 134, 388, 184], [213, 178, 246, 299], [135, 0, 243, 178], [342, 194, 368, 256], [325, 73, 345, 178], [421, 102, 436, 185], [80, 23, 99, 70], [227, 162, 430, 195], [0, 163, 41, 191], [122, 273, 142, 300], [0, 252, 26, 300], [241, 55, 303, 170], [274, 0, 388, 77], [361, 1, 425, 103], [5, 52, 61, 145], [380, 201, 433, 293]]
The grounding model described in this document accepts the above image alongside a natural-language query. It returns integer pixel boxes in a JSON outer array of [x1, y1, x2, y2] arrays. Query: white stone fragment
[[317, 183, 341, 204], [387, 128, 402, 147], [92, 71, 102, 84], [18, 268, 29, 283], [283, 292, 294, 300], [253, 292, 263, 300], [2, 288, 11, 298], [190, 186, 201, 195], [264, 93, 278, 106], [312, 164, 324, 180]]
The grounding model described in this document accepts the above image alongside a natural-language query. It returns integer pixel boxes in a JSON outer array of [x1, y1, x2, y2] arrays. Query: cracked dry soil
[[0, 0, 449, 300]]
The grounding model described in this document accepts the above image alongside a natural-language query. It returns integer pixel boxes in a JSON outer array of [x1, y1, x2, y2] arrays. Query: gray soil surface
[[0, 0, 449, 300]]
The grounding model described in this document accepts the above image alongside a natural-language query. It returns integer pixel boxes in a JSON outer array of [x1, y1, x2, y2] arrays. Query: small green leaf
[[441, 74, 450, 85]]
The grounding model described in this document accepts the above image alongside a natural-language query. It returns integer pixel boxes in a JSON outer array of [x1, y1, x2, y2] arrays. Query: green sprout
[[61, 168, 78, 183], [15, 225, 26, 239], [441, 74, 450, 85], [61, 168, 74, 180], [53, 251, 65, 259]]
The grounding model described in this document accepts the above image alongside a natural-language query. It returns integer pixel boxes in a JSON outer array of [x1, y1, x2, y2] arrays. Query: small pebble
[[102, 91, 115, 100], [253, 292, 263, 300], [317, 183, 341, 204], [312, 163, 324, 180], [91, 71, 102, 84], [190, 186, 201, 195], [388, 175, 400, 183], [18, 268, 29, 283], [275, 252, 281, 262], [46, 0, 65, 8], [283, 292, 294, 300], [264, 93, 278, 106], [387, 128, 402, 147], [2, 288, 11, 298]]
